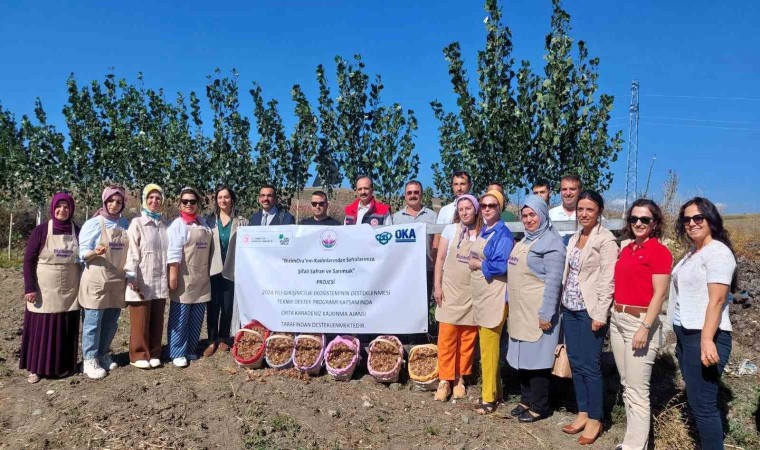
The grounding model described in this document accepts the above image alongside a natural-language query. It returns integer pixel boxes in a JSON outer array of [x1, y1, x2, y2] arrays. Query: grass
[[0, 250, 22, 269]]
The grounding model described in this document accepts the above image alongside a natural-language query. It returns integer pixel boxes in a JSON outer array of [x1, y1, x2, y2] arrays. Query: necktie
[[261, 212, 268, 226]]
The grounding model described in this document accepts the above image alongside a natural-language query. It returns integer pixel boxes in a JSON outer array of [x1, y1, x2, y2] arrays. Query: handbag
[[551, 344, 572, 378]]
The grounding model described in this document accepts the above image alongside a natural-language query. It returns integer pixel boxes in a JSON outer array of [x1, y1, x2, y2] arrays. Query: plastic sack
[[265, 334, 295, 369], [292, 334, 325, 375], [325, 335, 361, 381], [232, 320, 271, 369], [367, 335, 404, 383]]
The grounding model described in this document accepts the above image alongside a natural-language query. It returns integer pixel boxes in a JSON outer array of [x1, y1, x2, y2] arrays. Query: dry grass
[[725, 214, 760, 260], [654, 394, 698, 450]]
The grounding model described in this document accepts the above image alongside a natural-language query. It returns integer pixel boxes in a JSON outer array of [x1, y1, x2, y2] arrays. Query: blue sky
[[2, 0, 758, 213]]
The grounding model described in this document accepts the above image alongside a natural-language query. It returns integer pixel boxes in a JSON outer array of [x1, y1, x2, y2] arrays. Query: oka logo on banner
[[375, 232, 392, 245], [394, 228, 416, 243]]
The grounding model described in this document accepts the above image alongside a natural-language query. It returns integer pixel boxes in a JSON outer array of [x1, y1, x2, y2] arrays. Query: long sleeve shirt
[[525, 232, 567, 323], [78, 216, 129, 260], [479, 221, 514, 282], [167, 217, 211, 264], [23, 223, 81, 294]]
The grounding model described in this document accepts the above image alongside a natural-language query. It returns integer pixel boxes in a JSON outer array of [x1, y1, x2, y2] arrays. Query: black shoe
[[510, 404, 529, 417], [518, 410, 550, 423]]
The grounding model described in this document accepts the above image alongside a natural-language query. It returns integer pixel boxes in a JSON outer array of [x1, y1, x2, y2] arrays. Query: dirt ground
[[1, 264, 758, 450]]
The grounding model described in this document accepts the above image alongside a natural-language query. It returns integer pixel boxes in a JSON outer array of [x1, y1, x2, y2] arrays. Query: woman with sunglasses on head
[[467, 190, 514, 414], [667, 197, 736, 450], [432, 194, 483, 402], [560, 191, 618, 444], [20, 193, 81, 383], [611, 199, 672, 450], [506, 195, 566, 423], [166, 187, 212, 368], [123, 184, 168, 370], [204, 185, 249, 357], [78, 186, 130, 379]]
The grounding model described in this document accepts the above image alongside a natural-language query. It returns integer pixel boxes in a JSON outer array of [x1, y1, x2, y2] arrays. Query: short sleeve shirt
[[436, 202, 457, 225], [613, 238, 673, 307]]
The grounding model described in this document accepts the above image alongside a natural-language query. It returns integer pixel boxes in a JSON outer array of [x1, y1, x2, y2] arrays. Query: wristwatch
[[641, 322, 652, 330]]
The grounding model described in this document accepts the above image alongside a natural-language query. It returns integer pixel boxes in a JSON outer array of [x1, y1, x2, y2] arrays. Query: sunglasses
[[627, 216, 653, 225], [406, 190, 421, 195], [481, 203, 499, 210], [311, 201, 327, 207], [680, 214, 706, 225], [180, 199, 198, 206]]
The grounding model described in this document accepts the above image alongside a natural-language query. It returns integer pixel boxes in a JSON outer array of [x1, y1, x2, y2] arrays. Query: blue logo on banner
[[375, 232, 392, 245], [395, 228, 417, 243]]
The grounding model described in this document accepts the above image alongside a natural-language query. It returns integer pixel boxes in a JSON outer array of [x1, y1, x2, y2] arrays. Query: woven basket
[[292, 334, 325, 375], [367, 335, 404, 383], [325, 335, 361, 381], [265, 334, 295, 369]]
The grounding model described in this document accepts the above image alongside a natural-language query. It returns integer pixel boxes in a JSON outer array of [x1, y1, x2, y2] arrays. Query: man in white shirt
[[432, 170, 472, 260], [548, 174, 581, 243]]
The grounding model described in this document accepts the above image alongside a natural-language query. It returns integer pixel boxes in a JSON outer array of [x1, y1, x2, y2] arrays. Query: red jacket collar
[[344, 197, 389, 216]]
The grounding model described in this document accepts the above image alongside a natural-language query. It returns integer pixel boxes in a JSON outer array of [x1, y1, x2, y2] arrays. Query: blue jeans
[[563, 307, 607, 420], [81, 308, 121, 360], [674, 325, 731, 450]]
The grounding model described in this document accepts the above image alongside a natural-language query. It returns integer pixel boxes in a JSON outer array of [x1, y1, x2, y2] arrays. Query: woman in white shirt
[[667, 197, 737, 450], [166, 187, 212, 368]]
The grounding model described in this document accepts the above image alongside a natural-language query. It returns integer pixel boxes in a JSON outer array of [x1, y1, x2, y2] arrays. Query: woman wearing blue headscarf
[[506, 194, 566, 423]]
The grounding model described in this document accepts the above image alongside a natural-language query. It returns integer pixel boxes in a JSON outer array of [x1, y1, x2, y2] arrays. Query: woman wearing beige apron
[[166, 187, 212, 368], [78, 186, 130, 379], [21, 193, 81, 384], [124, 184, 168, 369], [204, 185, 248, 357], [467, 191, 514, 414], [432, 194, 482, 402], [506, 194, 566, 423]]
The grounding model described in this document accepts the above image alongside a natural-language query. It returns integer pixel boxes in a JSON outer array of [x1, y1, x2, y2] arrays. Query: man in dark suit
[[249, 184, 296, 226]]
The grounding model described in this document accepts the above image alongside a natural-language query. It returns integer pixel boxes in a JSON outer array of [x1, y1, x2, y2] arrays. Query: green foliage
[[432, 0, 622, 200]]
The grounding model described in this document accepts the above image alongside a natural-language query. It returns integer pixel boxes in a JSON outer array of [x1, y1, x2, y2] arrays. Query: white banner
[[235, 223, 428, 334]]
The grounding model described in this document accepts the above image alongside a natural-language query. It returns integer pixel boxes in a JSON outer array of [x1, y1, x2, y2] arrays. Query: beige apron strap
[[99, 216, 108, 245]]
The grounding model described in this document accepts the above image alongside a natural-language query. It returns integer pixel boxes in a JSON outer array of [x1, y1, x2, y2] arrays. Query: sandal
[[434, 381, 452, 402], [476, 401, 498, 415], [452, 378, 466, 399], [27, 373, 40, 384]]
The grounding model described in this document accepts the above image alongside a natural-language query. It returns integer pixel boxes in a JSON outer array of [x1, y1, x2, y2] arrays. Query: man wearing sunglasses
[[249, 185, 296, 227], [300, 191, 340, 225]]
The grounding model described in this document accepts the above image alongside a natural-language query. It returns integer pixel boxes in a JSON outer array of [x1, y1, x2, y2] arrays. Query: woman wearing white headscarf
[[506, 194, 566, 423]]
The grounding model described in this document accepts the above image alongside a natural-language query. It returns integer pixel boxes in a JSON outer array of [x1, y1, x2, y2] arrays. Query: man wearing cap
[[343, 176, 392, 226], [250, 184, 295, 226]]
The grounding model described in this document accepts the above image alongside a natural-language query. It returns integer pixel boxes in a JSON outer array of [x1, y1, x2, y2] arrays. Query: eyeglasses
[[405, 190, 421, 196], [627, 216, 653, 225], [311, 201, 327, 207], [481, 203, 499, 210], [680, 214, 706, 225], [180, 199, 198, 206]]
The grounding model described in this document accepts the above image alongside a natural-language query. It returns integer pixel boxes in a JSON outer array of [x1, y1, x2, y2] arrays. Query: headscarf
[[50, 192, 75, 234], [521, 194, 554, 242], [179, 187, 201, 224], [456, 194, 480, 244], [484, 190, 505, 211], [93, 186, 127, 221], [142, 183, 163, 221]]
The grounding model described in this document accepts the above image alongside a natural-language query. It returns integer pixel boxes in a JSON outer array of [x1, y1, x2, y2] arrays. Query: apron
[[507, 239, 546, 342], [172, 224, 211, 304], [435, 223, 476, 326], [28, 220, 81, 313], [78, 217, 129, 309], [124, 218, 169, 302], [470, 234, 508, 328]]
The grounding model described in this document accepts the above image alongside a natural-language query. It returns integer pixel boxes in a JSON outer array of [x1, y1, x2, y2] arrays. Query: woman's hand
[[700, 339, 720, 367], [169, 274, 178, 291], [94, 244, 107, 256], [434, 286, 444, 307], [24, 292, 36, 303], [539, 319, 552, 331], [127, 281, 145, 299], [468, 257, 482, 271], [632, 326, 649, 350], [591, 320, 606, 332]]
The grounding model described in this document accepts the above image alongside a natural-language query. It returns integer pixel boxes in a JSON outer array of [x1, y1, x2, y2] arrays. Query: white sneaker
[[149, 358, 162, 368], [172, 357, 188, 368], [130, 360, 151, 369], [83, 359, 107, 379], [99, 354, 118, 371]]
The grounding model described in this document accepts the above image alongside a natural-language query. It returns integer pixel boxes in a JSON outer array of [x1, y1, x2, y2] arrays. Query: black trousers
[[208, 274, 234, 343], [519, 368, 552, 415]]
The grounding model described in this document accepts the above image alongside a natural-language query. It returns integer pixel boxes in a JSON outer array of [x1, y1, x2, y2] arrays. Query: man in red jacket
[[343, 176, 392, 226]]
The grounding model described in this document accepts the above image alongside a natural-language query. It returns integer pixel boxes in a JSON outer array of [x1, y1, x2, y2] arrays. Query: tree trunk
[[7, 213, 12, 259]]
